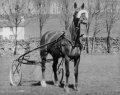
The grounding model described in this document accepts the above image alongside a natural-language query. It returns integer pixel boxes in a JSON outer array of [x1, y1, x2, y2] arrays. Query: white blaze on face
[[77, 10, 89, 19]]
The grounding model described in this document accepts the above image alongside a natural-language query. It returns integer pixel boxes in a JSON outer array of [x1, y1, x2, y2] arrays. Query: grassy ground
[[0, 54, 120, 95]]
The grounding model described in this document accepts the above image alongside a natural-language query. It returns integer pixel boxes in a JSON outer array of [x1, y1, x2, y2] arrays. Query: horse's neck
[[69, 23, 75, 42], [64, 30, 72, 41], [73, 23, 81, 47]]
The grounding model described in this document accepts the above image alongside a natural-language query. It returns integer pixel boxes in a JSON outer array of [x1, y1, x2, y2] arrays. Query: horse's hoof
[[41, 80, 47, 87], [54, 81, 59, 87], [74, 86, 80, 91], [64, 87, 70, 93]]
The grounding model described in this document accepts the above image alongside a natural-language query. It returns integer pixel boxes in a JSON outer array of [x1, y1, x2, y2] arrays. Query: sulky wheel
[[9, 60, 22, 86]]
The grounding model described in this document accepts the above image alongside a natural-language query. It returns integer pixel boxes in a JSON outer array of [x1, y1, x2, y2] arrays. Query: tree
[[85, 0, 98, 53], [103, 0, 120, 53], [33, 0, 50, 40], [0, 0, 31, 55], [91, 0, 103, 53], [60, 0, 72, 33]]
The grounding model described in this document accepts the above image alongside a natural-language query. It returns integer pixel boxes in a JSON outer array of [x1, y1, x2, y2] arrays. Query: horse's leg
[[64, 56, 70, 93], [41, 54, 47, 87], [74, 57, 80, 91], [52, 57, 59, 86]]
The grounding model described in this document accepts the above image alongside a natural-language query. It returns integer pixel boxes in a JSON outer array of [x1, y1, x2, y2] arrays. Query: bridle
[[74, 13, 88, 48], [74, 18, 82, 47]]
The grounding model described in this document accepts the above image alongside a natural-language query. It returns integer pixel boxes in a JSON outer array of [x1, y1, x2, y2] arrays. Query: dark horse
[[40, 3, 88, 92]]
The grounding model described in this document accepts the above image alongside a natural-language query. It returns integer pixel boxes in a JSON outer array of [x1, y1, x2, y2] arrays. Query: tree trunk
[[14, 25, 18, 55], [86, 36, 89, 53], [39, 16, 43, 45], [86, 24, 89, 54], [91, 33, 96, 53], [40, 27, 42, 42], [92, 14, 98, 54], [107, 32, 111, 53], [39, 16, 43, 62]]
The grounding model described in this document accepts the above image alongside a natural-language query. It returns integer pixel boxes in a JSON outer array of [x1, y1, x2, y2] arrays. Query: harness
[[47, 32, 65, 57]]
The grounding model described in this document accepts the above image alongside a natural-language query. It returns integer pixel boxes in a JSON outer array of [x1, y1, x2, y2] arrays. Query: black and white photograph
[[0, 0, 120, 95]]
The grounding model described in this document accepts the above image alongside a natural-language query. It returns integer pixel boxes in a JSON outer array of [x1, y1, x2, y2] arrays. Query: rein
[[17, 32, 65, 62]]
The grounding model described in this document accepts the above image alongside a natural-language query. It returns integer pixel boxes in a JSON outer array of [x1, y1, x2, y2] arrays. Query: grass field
[[0, 54, 120, 95]]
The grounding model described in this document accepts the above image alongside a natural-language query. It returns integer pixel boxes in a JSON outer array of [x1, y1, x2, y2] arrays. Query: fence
[[82, 37, 120, 54]]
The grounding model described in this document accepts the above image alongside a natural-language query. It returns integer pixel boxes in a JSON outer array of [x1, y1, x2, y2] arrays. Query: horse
[[40, 3, 88, 93]]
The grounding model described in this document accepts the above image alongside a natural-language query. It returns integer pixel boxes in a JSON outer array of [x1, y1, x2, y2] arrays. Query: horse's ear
[[81, 3, 85, 9], [74, 2, 77, 9]]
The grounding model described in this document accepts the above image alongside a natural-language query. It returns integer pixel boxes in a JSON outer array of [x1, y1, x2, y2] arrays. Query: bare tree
[[91, 0, 103, 53], [60, 0, 72, 33], [0, 0, 31, 55], [103, 0, 120, 53], [33, 0, 50, 40], [85, 0, 98, 53]]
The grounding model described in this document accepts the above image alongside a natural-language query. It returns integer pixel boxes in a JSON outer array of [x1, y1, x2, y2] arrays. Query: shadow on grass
[[21, 80, 74, 90], [46, 81, 54, 85], [31, 80, 57, 86], [21, 80, 41, 86], [31, 81, 41, 86], [21, 80, 54, 86], [31, 80, 54, 86], [69, 84, 74, 89]]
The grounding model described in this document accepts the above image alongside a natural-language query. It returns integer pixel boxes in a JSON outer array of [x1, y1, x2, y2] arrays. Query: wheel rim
[[10, 60, 22, 86]]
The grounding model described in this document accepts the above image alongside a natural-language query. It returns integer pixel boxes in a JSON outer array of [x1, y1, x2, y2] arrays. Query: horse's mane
[[69, 17, 78, 42]]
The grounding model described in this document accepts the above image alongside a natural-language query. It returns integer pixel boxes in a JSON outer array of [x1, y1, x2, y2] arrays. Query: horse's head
[[70, 3, 88, 43], [79, 12, 88, 24], [73, 3, 88, 27]]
